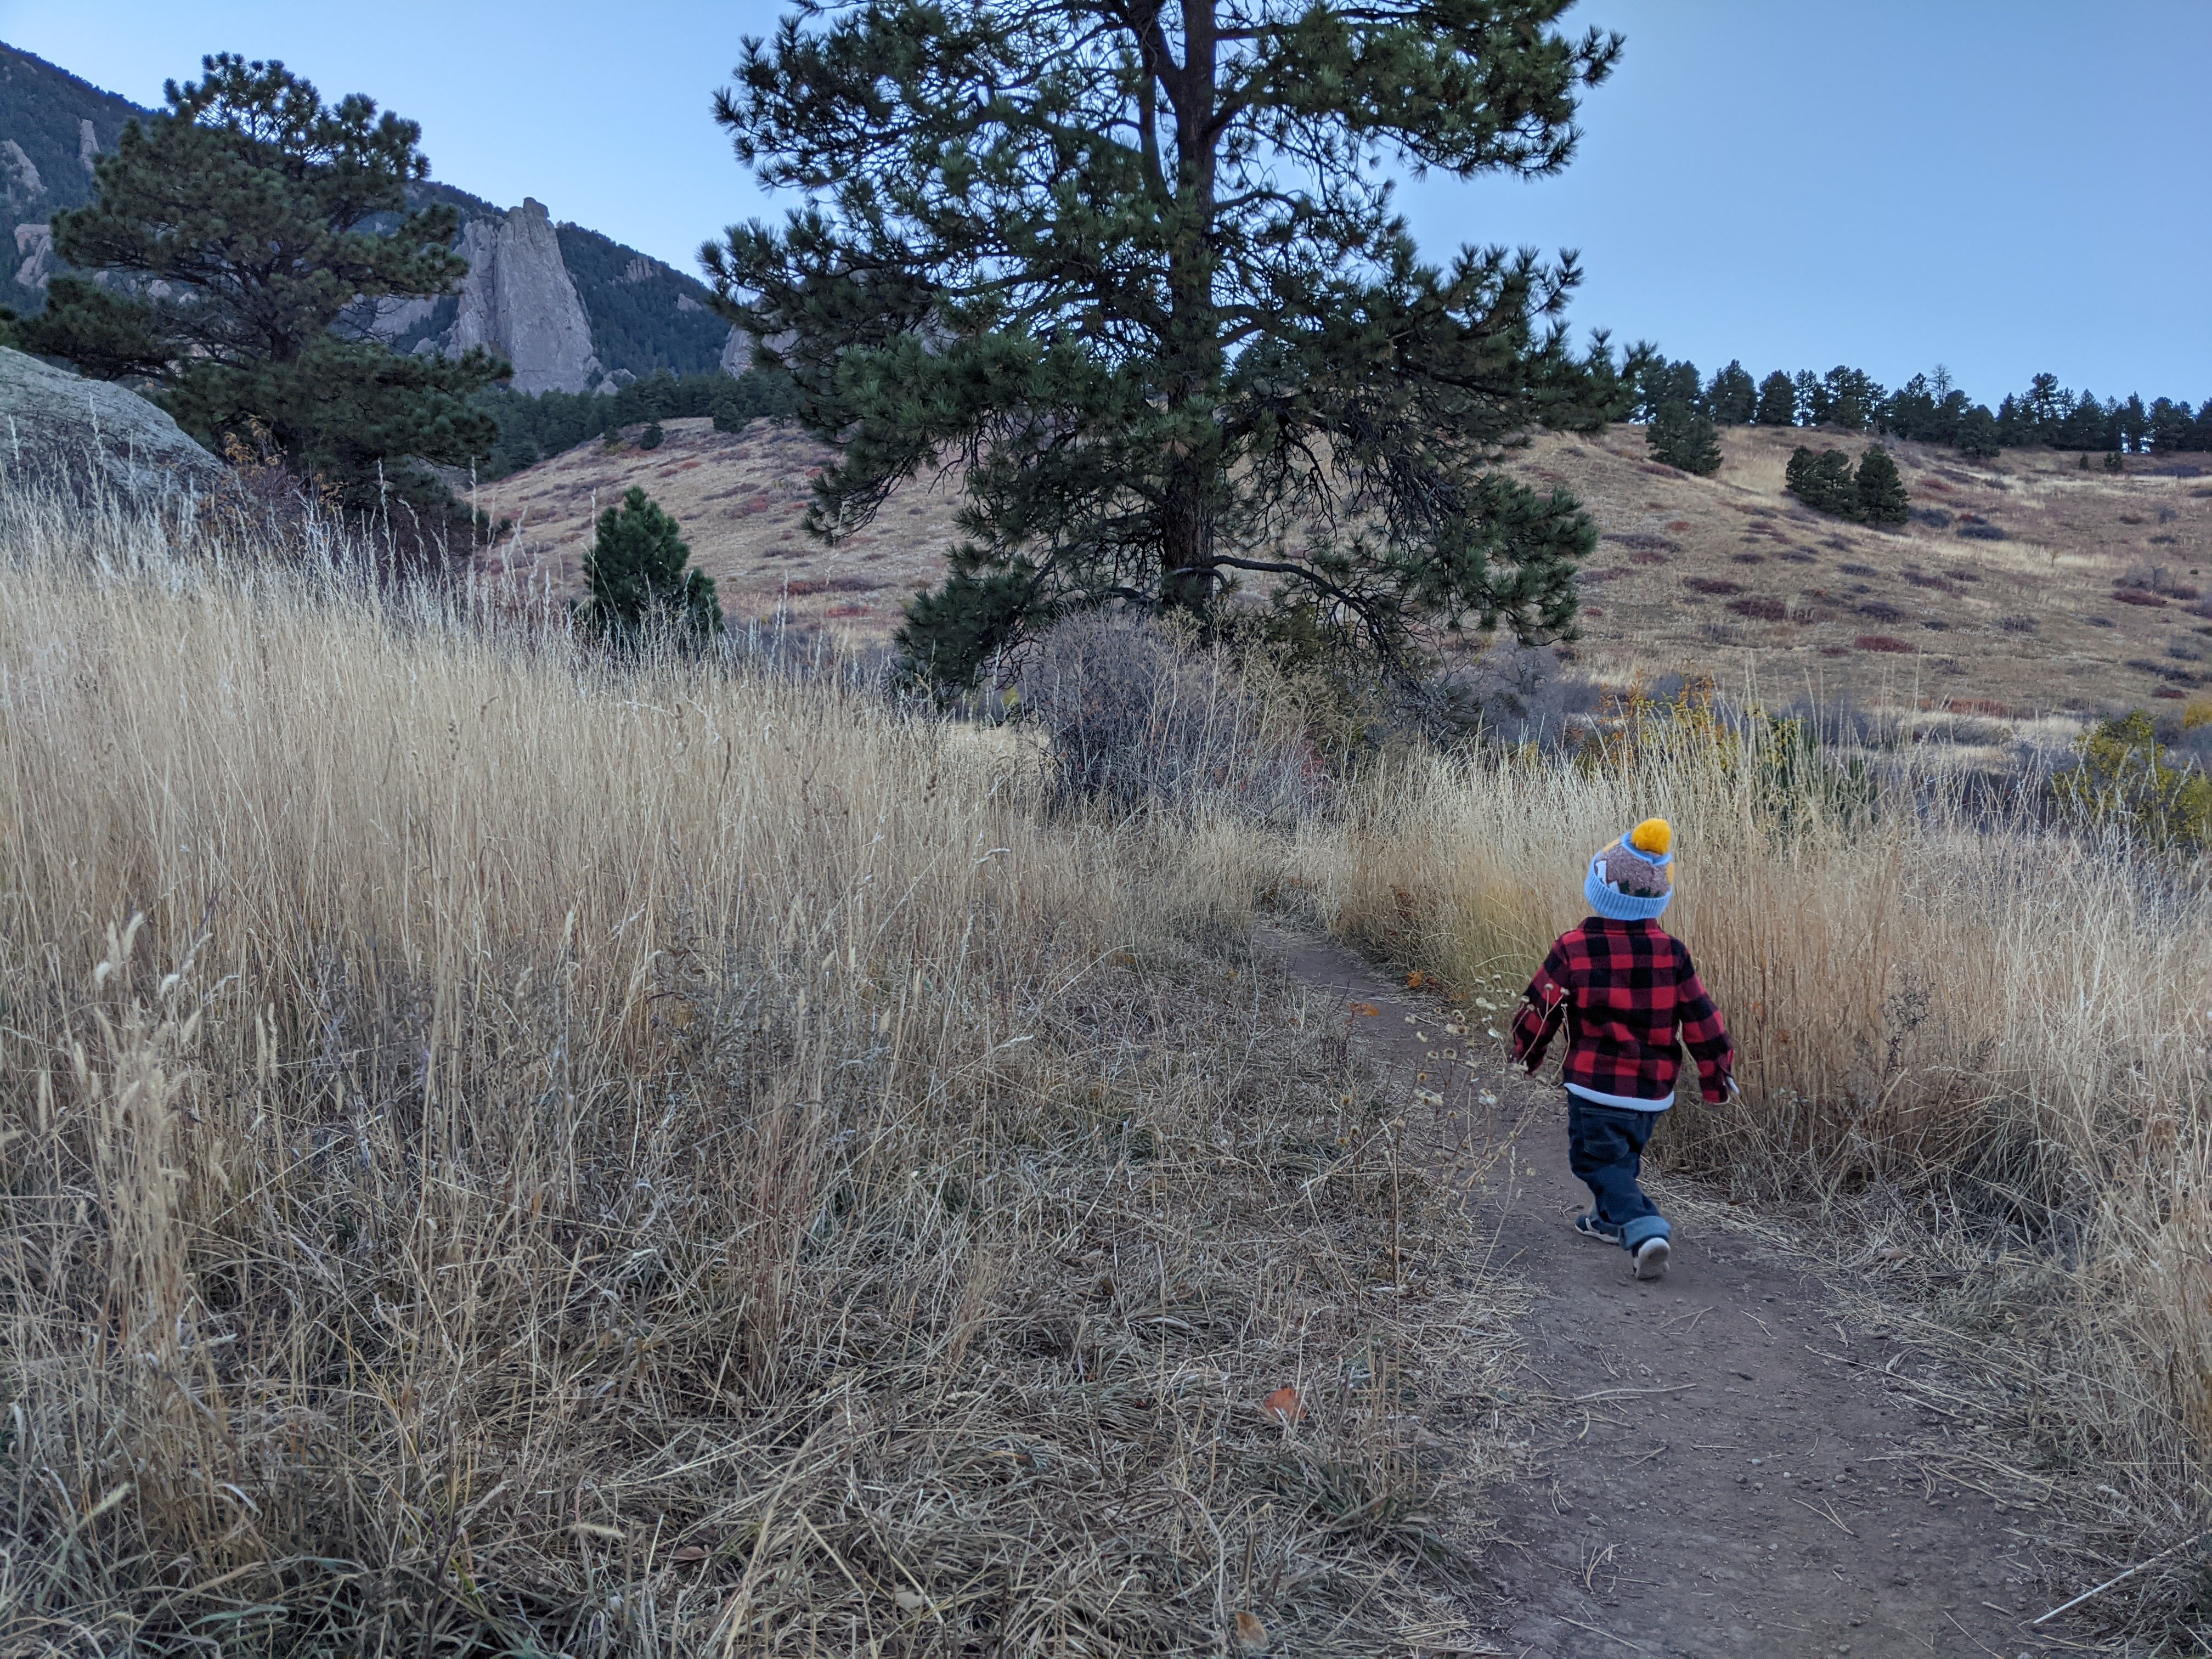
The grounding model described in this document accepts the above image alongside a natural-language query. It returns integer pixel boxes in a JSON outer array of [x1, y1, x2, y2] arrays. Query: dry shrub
[[1016, 611, 1319, 823], [1855, 634, 1914, 653], [1724, 596, 1789, 622], [0, 501, 1506, 1655], [1297, 725, 2212, 1630]]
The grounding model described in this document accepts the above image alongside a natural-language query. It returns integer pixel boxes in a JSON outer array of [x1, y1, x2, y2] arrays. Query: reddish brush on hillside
[[1857, 635, 1914, 653], [1727, 596, 1790, 621]]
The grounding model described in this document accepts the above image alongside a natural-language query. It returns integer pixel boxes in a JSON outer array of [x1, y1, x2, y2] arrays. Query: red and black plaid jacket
[[1509, 918, 1734, 1105]]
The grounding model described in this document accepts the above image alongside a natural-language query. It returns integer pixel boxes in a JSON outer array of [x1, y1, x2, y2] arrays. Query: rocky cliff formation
[[444, 198, 603, 394], [0, 344, 224, 501], [13, 220, 52, 289]]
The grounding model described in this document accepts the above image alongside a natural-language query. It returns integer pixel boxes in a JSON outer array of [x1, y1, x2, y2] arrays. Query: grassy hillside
[[473, 416, 969, 639], [1523, 423, 2210, 715], [475, 418, 2212, 713]]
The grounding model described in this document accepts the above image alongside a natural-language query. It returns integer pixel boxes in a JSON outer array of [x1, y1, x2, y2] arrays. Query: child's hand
[[1724, 1075, 1742, 1101]]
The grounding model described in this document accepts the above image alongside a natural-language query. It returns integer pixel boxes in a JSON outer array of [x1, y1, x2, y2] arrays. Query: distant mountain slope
[[0, 42, 138, 219], [555, 225, 735, 380], [0, 41, 741, 391]]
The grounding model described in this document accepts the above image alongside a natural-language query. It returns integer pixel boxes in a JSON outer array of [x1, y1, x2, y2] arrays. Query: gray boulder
[[0, 346, 225, 503]]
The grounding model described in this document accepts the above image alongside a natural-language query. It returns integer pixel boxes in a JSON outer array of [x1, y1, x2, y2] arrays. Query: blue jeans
[[1567, 1097, 1672, 1251]]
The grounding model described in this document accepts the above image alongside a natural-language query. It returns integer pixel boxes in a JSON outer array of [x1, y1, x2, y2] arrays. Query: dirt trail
[[1262, 926, 2068, 1659]]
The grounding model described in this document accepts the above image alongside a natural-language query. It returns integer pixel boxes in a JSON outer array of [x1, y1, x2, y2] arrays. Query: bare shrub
[[1856, 635, 1914, 652], [1448, 641, 1603, 746], [1999, 614, 2038, 633], [1017, 610, 1317, 822], [1685, 577, 1742, 595]]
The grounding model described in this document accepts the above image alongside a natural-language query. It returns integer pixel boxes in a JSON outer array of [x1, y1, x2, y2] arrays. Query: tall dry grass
[[0, 501, 1508, 1656], [1296, 715, 2212, 1613]]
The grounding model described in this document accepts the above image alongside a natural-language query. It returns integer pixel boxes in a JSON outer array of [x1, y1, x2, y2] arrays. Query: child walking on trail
[[1508, 819, 1735, 1280]]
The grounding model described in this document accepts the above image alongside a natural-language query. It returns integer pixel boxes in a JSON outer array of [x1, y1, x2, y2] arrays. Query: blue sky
[[4, 1, 2208, 405]]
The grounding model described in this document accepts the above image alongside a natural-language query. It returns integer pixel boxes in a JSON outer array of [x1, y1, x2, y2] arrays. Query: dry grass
[[1518, 424, 2212, 716], [0, 498, 1519, 1656], [1294, 718, 2212, 1628]]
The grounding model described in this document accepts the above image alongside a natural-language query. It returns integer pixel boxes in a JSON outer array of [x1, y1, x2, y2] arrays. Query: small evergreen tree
[[1754, 370, 1798, 426], [638, 420, 665, 451], [2103, 449, 2124, 473], [2148, 397, 2195, 453], [1820, 365, 1883, 431], [1853, 443, 1909, 525], [1956, 404, 2000, 459], [1647, 398, 1722, 475], [1705, 360, 1756, 425], [1795, 369, 1833, 426], [1786, 445, 1859, 517], [584, 487, 720, 642]]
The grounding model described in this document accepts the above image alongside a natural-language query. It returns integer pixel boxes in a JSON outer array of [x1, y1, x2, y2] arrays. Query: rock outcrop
[[13, 222, 53, 290], [1, 137, 43, 218], [0, 345, 225, 503], [445, 198, 603, 394], [719, 326, 753, 377]]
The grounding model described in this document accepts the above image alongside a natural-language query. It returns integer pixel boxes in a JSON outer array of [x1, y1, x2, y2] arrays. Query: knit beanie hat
[[1584, 818, 1674, 921]]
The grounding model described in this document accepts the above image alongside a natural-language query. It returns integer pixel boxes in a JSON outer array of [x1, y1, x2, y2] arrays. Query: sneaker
[[1574, 1214, 1623, 1245], [1633, 1236, 1672, 1279]]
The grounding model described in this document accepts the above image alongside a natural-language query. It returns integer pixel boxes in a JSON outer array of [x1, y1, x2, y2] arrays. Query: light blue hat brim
[[1585, 854, 1672, 921]]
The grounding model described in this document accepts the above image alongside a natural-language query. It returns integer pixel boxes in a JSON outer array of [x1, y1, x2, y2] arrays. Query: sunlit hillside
[[474, 418, 2212, 712]]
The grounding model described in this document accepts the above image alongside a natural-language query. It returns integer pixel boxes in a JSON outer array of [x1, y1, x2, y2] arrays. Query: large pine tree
[[706, 0, 1627, 685], [22, 55, 505, 546]]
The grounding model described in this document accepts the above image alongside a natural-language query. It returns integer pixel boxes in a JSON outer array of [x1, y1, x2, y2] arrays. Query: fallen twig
[[2032, 1529, 2209, 1627]]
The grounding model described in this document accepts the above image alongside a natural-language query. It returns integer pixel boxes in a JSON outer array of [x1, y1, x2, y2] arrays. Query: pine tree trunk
[[1159, 466, 1215, 613], [1156, 0, 1220, 618]]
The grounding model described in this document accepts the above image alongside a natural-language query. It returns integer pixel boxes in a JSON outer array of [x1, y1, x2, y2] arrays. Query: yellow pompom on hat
[[1585, 817, 1674, 919]]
